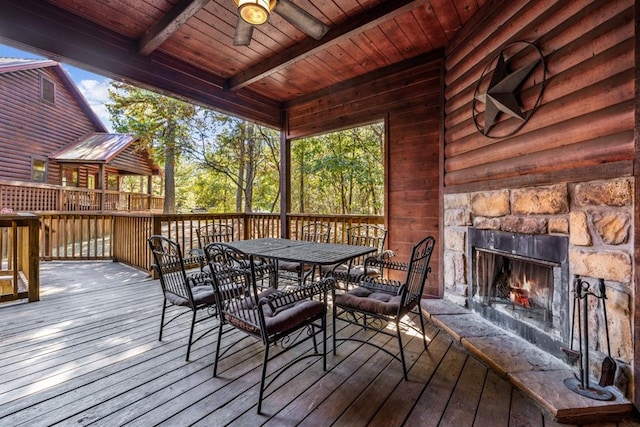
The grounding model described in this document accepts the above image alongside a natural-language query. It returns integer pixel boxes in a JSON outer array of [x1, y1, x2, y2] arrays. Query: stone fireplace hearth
[[443, 178, 633, 396]]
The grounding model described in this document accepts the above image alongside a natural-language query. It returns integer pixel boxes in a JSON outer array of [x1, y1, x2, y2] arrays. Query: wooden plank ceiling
[[0, 0, 487, 128]]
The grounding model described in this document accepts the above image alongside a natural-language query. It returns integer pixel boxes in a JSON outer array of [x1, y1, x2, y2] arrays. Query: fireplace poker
[[562, 275, 580, 365]]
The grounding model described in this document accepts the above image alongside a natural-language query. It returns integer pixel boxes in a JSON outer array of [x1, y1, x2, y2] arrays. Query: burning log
[[510, 286, 531, 307]]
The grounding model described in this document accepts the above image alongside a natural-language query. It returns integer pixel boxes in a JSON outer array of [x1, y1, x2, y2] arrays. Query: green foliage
[[107, 82, 197, 213], [107, 81, 383, 215], [291, 123, 384, 214]]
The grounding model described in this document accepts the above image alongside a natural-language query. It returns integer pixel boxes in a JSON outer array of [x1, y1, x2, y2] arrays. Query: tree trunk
[[244, 124, 256, 212]]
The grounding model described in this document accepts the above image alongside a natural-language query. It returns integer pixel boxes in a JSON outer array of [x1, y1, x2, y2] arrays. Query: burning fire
[[510, 274, 532, 307]]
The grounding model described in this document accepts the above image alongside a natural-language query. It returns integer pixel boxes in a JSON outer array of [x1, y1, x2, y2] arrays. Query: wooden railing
[[36, 212, 384, 272], [0, 179, 162, 212]]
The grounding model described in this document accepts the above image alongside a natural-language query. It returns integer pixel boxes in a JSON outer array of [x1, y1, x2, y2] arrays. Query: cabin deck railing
[[35, 212, 384, 272], [0, 179, 163, 212]]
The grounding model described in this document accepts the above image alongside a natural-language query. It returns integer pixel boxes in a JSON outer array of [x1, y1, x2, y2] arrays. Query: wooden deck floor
[[1, 261, 639, 427]]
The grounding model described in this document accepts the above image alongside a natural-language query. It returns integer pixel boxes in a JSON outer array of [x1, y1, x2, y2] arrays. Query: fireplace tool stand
[[563, 275, 614, 401]]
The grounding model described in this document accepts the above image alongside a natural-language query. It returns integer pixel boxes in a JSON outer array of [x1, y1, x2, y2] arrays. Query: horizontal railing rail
[[0, 179, 162, 212], [33, 212, 384, 272]]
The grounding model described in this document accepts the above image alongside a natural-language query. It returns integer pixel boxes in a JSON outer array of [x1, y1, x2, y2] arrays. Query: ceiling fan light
[[238, 0, 270, 25]]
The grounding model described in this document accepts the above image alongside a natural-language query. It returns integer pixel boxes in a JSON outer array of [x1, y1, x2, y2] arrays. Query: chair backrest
[[197, 223, 235, 247], [203, 241, 276, 287], [202, 241, 250, 270], [401, 236, 436, 308], [205, 243, 264, 334], [346, 224, 388, 267], [347, 224, 387, 252], [300, 222, 331, 243], [148, 235, 193, 303]]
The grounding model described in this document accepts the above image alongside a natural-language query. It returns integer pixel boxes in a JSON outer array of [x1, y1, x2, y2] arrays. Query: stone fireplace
[[443, 178, 633, 395]]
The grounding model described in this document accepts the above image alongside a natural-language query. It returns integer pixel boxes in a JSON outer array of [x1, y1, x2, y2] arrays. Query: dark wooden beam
[[138, 0, 211, 55], [226, 0, 428, 91], [0, 0, 282, 128]]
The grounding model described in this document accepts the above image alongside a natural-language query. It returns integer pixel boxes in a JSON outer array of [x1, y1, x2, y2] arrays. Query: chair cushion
[[166, 285, 215, 307], [334, 286, 401, 316], [278, 261, 302, 272], [347, 265, 380, 277], [263, 299, 324, 335], [226, 289, 324, 336]]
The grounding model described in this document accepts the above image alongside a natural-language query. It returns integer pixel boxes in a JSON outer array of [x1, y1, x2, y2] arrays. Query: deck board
[[0, 261, 638, 426]]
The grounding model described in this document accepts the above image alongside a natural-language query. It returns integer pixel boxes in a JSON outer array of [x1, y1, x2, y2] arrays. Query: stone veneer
[[443, 178, 634, 394]]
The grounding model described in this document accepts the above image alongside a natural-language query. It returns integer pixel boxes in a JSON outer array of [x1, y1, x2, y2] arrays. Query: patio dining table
[[226, 237, 377, 281]]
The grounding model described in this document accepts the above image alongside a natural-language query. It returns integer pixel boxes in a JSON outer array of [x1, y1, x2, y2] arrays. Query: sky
[[0, 43, 114, 131]]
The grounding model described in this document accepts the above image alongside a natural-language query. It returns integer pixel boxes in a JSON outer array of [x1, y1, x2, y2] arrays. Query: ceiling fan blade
[[273, 0, 329, 40], [233, 16, 254, 46]]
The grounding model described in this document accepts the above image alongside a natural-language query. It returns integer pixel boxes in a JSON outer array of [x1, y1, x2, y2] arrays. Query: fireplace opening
[[476, 249, 556, 329], [468, 228, 569, 358]]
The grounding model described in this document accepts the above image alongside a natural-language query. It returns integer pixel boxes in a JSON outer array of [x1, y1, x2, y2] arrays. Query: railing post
[[243, 214, 250, 240]]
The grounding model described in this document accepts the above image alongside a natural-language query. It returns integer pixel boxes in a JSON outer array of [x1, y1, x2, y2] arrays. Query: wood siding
[[0, 66, 98, 185], [443, 0, 635, 192], [110, 145, 155, 175], [285, 55, 443, 296]]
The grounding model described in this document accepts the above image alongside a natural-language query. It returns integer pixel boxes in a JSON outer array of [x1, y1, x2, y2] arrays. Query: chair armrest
[[259, 277, 335, 311], [359, 276, 405, 295], [188, 270, 213, 286], [364, 254, 408, 273]]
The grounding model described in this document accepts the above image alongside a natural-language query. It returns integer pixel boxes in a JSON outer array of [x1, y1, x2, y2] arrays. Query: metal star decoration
[[474, 51, 541, 135]]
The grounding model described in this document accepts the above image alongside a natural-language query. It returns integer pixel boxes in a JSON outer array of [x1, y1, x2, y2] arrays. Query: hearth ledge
[[421, 298, 634, 424]]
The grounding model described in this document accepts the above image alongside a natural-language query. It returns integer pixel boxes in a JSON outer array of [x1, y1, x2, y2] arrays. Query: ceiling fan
[[233, 0, 329, 46]]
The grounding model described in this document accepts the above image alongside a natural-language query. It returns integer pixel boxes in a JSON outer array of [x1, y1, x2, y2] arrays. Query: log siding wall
[[442, 0, 638, 409], [443, 0, 634, 192], [285, 57, 443, 296], [0, 66, 98, 185]]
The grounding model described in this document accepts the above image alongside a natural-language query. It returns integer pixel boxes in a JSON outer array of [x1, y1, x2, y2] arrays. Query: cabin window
[[40, 76, 55, 104], [107, 174, 119, 191], [62, 167, 79, 187], [32, 158, 47, 183]]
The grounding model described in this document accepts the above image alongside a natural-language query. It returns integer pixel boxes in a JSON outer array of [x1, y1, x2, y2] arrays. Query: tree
[[290, 123, 384, 214], [106, 82, 197, 213], [187, 113, 280, 213]]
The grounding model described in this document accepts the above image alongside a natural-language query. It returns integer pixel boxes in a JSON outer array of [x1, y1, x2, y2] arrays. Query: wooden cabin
[[0, 58, 161, 211], [0, 0, 639, 421]]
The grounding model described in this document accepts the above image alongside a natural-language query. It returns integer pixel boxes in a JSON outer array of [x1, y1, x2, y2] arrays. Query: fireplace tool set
[[563, 275, 616, 401]]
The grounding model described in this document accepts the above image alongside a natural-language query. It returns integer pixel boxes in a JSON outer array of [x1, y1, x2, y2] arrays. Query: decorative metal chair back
[[207, 246, 263, 335], [399, 235, 436, 311], [148, 234, 217, 361], [346, 224, 388, 267], [278, 222, 330, 284], [148, 235, 192, 302], [300, 222, 331, 243], [347, 224, 387, 251], [203, 241, 276, 289], [202, 241, 248, 269], [196, 223, 235, 247]]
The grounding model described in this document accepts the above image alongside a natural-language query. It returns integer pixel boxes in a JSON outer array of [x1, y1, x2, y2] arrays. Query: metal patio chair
[[278, 222, 331, 285], [148, 235, 217, 361], [205, 242, 334, 414], [332, 235, 436, 379], [196, 223, 235, 246], [324, 224, 391, 288]]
